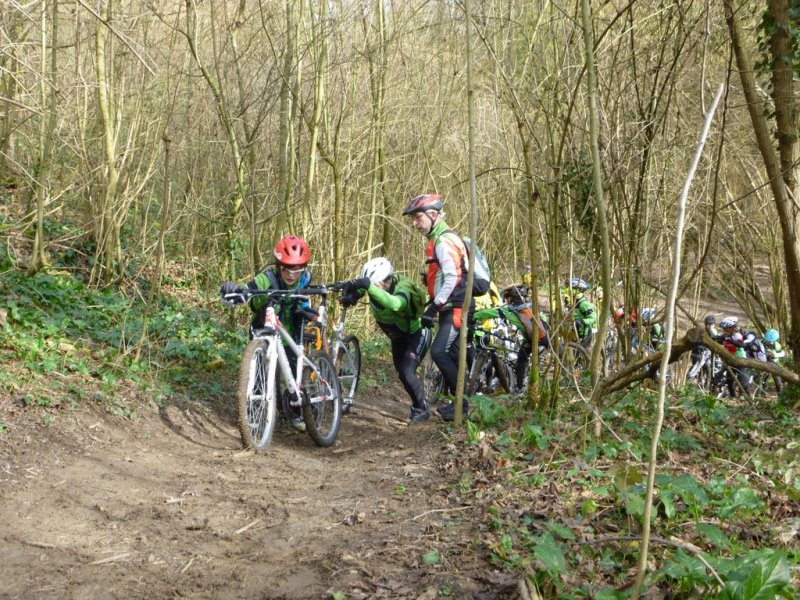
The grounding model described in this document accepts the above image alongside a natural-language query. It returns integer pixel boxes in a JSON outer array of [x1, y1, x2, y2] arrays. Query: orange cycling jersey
[[424, 222, 468, 308]]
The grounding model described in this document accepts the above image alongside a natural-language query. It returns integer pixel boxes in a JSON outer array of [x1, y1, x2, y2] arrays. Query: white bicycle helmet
[[360, 257, 394, 285], [719, 316, 738, 329]]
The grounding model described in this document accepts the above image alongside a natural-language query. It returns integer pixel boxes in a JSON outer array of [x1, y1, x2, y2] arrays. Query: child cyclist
[[220, 235, 315, 430], [762, 328, 786, 392], [339, 258, 432, 422]]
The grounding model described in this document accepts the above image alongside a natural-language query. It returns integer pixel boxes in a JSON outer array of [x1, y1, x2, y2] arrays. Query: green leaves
[[716, 487, 763, 519], [696, 523, 732, 550], [521, 422, 549, 450], [655, 473, 709, 519], [610, 462, 642, 493], [532, 532, 566, 577], [718, 551, 793, 600]]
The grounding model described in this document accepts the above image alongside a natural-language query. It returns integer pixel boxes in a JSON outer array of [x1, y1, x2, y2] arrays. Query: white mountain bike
[[222, 286, 342, 451]]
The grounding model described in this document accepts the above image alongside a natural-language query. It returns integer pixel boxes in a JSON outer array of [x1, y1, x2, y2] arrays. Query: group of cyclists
[[220, 193, 788, 430], [690, 315, 786, 397], [221, 193, 480, 425], [609, 305, 787, 397]]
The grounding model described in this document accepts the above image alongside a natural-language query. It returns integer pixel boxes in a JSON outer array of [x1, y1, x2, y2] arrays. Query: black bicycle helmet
[[500, 284, 528, 305], [402, 194, 444, 216], [703, 315, 716, 325]]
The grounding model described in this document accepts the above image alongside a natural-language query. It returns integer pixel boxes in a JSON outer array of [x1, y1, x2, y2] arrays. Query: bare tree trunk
[[300, 0, 327, 238], [0, 10, 26, 183], [135, 132, 172, 362], [514, 122, 541, 407], [29, 0, 58, 274], [580, 0, 611, 388], [184, 0, 247, 277], [724, 0, 800, 364], [525, 185, 541, 408], [365, 0, 388, 255], [454, 0, 477, 427], [93, 0, 122, 284], [275, 0, 301, 239], [633, 85, 724, 597]]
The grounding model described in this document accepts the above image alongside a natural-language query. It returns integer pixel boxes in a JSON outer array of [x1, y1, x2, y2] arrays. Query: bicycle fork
[[275, 339, 304, 408]]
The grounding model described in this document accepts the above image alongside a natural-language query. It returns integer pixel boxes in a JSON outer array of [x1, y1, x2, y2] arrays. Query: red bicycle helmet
[[402, 194, 444, 216], [273, 235, 310, 266]]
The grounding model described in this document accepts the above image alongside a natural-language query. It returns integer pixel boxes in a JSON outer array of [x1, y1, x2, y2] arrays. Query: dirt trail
[[0, 382, 517, 600]]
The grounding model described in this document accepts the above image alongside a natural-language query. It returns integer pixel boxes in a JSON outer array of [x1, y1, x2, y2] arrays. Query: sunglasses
[[280, 265, 305, 276]]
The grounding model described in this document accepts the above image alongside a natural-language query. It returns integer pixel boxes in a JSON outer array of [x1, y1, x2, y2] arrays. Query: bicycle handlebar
[[220, 282, 356, 309], [322, 281, 348, 292], [221, 287, 317, 307]]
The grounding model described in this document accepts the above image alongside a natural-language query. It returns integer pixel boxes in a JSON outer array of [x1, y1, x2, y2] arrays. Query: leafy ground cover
[[0, 252, 798, 598], [452, 387, 799, 598]]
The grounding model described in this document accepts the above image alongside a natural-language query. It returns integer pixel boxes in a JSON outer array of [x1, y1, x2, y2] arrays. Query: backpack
[[397, 275, 428, 320], [508, 304, 548, 342], [461, 235, 492, 296], [743, 332, 767, 362]]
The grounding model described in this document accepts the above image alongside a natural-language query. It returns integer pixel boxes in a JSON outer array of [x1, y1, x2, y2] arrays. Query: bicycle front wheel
[[302, 352, 342, 447], [237, 339, 277, 452], [466, 350, 489, 396], [335, 334, 361, 404], [421, 354, 444, 403]]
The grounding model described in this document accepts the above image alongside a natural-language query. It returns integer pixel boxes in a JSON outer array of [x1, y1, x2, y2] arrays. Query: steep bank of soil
[[0, 382, 518, 600]]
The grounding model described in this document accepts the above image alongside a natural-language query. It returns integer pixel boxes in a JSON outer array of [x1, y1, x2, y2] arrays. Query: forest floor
[[2, 274, 799, 600], [0, 375, 519, 600]]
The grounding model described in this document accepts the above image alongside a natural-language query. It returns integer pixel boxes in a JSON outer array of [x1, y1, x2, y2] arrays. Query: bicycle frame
[[253, 305, 335, 411], [301, 285, 361, 405], [312, 300, 348, 356]]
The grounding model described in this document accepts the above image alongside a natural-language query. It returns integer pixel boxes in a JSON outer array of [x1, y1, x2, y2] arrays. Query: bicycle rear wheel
[[466, 350, 514, 396], [302, 352, 342, 447], [335, 334, 361, 408], [492, 353, 515, 394], [692, 361, 712, 391], [237, 339, 277, 452]]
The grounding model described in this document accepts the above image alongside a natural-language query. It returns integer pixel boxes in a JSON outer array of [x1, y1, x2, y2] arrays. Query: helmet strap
[[425, 211, 439, 235]]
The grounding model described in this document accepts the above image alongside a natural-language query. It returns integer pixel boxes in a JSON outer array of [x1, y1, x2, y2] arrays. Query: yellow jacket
[[474, 282, 501, 330]]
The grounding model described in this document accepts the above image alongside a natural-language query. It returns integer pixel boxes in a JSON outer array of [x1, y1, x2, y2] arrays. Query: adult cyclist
[[403, 193, 472, 421], [340, 258, 432, 422], [562, 278, 597, 350]]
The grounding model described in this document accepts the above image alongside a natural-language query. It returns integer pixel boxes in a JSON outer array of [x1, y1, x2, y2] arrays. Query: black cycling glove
[[220, 282, 245, 307], [421, 303, 439, 328]]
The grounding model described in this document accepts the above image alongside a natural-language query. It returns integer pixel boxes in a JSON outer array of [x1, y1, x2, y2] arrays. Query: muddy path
[[0, 381, 519, 600]]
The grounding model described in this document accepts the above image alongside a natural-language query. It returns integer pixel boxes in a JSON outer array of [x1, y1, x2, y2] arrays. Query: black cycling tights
[[390, 328, 428, 409], [430, 310, 461, 395]]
